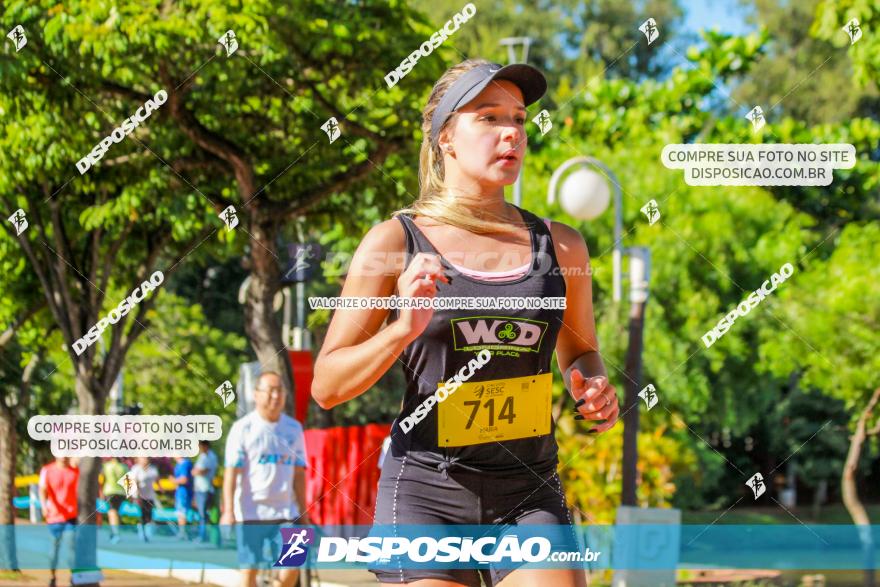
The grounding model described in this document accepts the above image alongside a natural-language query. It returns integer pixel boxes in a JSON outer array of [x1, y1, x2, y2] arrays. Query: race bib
[[437, 373, 552, 447]]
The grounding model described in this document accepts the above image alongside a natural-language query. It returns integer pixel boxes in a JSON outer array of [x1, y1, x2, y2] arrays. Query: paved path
[[0, 568, 194, 586], [0, 568, 380, 587]]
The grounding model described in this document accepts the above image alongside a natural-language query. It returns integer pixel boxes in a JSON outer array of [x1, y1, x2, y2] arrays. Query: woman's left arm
[[550, 221, 619, 434]]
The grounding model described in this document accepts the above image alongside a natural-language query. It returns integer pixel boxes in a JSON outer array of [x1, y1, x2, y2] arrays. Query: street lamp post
[[621, 246, 650, 506], [547, 156, 651, 507]]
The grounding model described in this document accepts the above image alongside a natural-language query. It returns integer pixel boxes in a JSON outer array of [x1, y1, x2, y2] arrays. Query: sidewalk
[[7, 522, 378, 587], [0, 568, 378, 587], [0, 568, 194, 586]]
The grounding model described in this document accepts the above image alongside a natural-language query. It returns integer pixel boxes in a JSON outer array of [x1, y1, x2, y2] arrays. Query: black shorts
[[137, 498, 154, 523], [106, 494, 125, 511], [369, 453, 580, 586]]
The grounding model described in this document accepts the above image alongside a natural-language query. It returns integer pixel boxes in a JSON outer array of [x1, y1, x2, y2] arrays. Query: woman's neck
[[448, 191, 517, 223]]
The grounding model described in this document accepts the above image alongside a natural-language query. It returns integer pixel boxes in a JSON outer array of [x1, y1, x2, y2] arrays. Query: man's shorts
[[137, 498, 154, 523], [175, 492, 193, 515], [369, 453, 580, 587], [194, 490, 214, 512], [106, 494, 125, 510], [47, 519, 77, 570], [236, 520, 296, 569], [48, 518, 77, 539]]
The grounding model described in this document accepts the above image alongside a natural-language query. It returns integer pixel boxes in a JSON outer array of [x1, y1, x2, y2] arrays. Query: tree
[[421, 0, 686, 92], [519, 28, 879, 518], [760, 222, 880, 587], [733, 0, 880, 126], [0, 2, 457, 578], [1, 16, 216, 581], [814, 0, 880, 89], [766, 383, 851, 519], [43, 291, 249, 462], [0, 209, 50, 572], [35, 0, 451, 409], [0, 299, 47, 574]]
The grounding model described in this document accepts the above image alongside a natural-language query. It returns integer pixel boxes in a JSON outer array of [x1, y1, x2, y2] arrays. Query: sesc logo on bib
[[451, 316, 549, 358], [275, 527, 314, 567]]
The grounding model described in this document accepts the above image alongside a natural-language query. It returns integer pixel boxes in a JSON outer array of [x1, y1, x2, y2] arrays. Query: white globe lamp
[[558, 167, 611, 220], [547, 156, 624, 301]]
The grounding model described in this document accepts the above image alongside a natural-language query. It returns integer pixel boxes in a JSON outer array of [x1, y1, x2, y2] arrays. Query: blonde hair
[[392, 58, 527, 236]]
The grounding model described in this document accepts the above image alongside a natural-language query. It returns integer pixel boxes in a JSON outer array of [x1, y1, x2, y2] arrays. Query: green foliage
[[759, 222, 880, 411], [421, 0, 687, 84], [758, 117, 880, 225], [524, 31, 808, 434], [767, 387, 851, 488], [813, 0, 880, 87], [123, 293, 249, 461], [522, 28, 880, 512], [40, 292, 249, 460], [735, 0, 880, 125], [0, 0, 440, 423], [557, 415, 701, 523]]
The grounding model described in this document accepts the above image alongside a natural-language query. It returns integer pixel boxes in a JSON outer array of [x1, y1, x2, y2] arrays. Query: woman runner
[[313, 58, 619, 587]]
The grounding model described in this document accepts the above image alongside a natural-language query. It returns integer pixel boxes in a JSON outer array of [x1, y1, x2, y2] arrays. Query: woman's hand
[[393, 252, 450, 344], [569, 368, 619, 434]]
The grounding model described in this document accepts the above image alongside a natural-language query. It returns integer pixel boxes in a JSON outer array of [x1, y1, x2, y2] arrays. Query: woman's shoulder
[[343, 217, 409, 279], [545, 219, 590, 267], [359, 216, 407, 254]]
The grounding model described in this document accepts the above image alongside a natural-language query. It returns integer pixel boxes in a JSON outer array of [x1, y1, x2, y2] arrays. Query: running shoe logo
[[275, 527, 314, 567]]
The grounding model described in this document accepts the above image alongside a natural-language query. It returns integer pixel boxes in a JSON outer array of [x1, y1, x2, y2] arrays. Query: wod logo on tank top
[[450, 316, 549, 358]]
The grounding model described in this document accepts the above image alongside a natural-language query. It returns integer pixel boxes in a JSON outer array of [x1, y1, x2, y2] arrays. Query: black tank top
[[387, 204, 567, 477]]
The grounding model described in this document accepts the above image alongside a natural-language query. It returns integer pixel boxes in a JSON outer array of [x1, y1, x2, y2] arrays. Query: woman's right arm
[[311, 218, 447, 409]]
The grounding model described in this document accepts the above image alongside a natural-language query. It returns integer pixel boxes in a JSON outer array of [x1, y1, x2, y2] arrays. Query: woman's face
[[441, 79, 527, 189]]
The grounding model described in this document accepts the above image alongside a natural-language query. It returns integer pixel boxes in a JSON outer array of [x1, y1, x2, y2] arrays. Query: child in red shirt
[[39, 457, 79, 587]]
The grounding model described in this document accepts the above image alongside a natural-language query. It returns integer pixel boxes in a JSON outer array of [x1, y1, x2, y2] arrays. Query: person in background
[[100, 456, 128, 544], [192, 440, 219, 544], [39, 456, 79, 587], [221, 371, 309, 587], [129, 456, 159, 542], [173, 456, 194, 540]]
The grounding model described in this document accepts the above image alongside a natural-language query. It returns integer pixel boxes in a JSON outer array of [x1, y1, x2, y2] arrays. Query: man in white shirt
[[221, 371, 309, 587]]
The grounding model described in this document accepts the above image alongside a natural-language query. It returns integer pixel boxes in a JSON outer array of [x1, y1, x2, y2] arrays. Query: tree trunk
[[811, 478, 828, 521], [0, 347, 41, 573], [161, 69, 297, 418], [841, 386, 880, 587], [73, 374, 107, 587], [243, 218, 295, 418], [0, 401, 20, 573]]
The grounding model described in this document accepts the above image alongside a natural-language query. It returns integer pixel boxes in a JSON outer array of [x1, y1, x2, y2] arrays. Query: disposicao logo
[[384, 3, 476, 89], [76, 89, 167, 175], [275, 527, 314, 568]]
